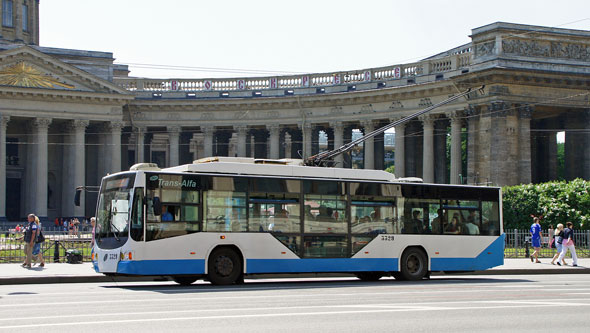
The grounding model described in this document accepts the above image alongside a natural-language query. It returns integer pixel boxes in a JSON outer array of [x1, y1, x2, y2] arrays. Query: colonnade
[[0, 117, 123, 222], [128, 111, 466, 185], [1, 106, 589, 223]]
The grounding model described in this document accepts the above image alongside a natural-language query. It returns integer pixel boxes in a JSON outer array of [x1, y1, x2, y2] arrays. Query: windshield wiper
[[110, 221, 121, 241]]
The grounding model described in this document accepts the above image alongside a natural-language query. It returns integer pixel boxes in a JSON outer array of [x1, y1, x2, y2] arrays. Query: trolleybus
[[91, 157, 504, 285]]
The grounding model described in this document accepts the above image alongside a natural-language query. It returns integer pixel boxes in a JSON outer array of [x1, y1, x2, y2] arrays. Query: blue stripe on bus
[[246, 258, 398, 274], [108, 235, 504, 275], [430, 234, 505, 271], [117, 259, 206, 275]]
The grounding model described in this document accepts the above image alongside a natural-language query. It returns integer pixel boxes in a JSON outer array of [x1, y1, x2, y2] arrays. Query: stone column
[[72, 120, 89, 217], [394, 120, 405, 178], [109, 122, 123, 173], [15, 0, 23, 41], [421, 115, 435, 183], [268, 124, 280, 159], [202, 126, 214, 157], [34, 118, 52, 221], [235, 125, 248, 157], [0, 3, 3, 39], [449, 112, 463, 184], [518, 105, 532, 184], [362, 120, 375, 169], [301, 123, 312, 159], [135, 126, 146, 163], [0, 116, 9, 222], [465, 107, 480, 184], [311, 127, 321, 156], [331, 121, 344, 167], [168, 125, 180, 167]]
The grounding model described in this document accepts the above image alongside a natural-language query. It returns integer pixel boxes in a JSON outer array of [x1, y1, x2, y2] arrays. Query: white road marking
[[3, 302, 590, 329]]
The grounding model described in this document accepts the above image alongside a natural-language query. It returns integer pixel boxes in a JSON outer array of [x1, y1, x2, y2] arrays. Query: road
[[1, 274, 589, 332]]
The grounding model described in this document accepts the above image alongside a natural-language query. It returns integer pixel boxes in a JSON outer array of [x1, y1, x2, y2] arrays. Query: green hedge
[[502, 179, 590, 230]]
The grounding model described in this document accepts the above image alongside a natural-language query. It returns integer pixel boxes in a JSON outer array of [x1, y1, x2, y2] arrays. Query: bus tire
[[208, 247, 242, 285], [355, 272, 383, 281], [400, 247, 428, 281], [172, 276, 198, 286]]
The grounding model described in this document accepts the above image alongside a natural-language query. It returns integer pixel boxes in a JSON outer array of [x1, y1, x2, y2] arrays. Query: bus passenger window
[[482, 201, 500, 236]]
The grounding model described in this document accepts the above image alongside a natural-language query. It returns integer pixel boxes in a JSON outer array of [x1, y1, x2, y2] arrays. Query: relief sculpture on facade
[[475, 41, 495, 57], [502, 39, 550, 57], [550, 42, 590, 61]]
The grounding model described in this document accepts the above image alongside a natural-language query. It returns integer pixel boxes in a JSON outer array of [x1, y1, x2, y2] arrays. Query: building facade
[[1, 2, 589, 224]]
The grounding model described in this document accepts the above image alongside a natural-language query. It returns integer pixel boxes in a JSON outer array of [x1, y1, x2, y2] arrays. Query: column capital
[[266, 124, 280, 135], [233, 124, 248, 134], [201, 125, 214, 135], [361, 119, 376, 128], [329, 121, 344, 131], [167, 125, 182, 134], [1, 115, 10, 127], [489, 101, 508, 118], [134, 125, 147, 133], [465, 105, 480, 118], [298, 122, 313, 131], [517, 104, 533, 119], [418, 114, 435, 126], [109, 121, 125, 132], [70, 119, 90, 131], [33, 118, 52, 129], [446, 110, 465, 122]]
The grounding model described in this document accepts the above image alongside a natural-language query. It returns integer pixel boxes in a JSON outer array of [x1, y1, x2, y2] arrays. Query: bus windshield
[[96, 174, 136, 244]]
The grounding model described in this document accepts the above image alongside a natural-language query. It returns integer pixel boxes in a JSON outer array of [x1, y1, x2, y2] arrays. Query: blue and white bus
[[91, 157, 504, 285]]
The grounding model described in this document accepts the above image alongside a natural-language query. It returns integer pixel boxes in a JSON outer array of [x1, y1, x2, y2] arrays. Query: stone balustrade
[[113, 45, 473, 93]]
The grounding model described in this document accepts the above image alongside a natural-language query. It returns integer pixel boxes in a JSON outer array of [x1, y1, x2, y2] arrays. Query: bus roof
[[161, 157, 397, 182]]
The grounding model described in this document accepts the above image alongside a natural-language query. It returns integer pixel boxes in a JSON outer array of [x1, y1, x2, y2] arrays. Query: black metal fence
[[504, 229, 590, 259], [1, 227, 92, 264]]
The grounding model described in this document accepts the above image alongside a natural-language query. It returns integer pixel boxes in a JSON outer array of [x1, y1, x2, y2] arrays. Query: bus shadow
[[103, 276, 536, 295]]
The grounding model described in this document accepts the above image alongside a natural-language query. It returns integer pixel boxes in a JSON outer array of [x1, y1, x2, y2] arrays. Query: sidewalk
[[1, 258, 589, 285]]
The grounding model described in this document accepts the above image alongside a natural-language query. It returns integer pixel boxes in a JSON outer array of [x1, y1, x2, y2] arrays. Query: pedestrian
[[32, 216, 45, 267], [21, 214, 37, 268], [529, 217, 542, 263], [90, 217, 96, 247], [550, 223, 568, 266], [557, 221, 578, 267]]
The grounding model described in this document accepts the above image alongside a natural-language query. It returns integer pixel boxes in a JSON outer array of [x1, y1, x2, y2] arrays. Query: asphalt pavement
[[1, 258, 589, 285]]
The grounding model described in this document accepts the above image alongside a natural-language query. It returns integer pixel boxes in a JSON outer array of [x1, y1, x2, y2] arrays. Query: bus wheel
[[208, 248, 242, 285], [355, 272, 383, 281], [172, 276, 198, 286], [400, 248, 428, 281]]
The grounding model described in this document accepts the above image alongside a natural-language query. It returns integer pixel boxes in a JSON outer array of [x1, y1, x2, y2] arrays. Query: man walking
[[22, 214, 37, 268], [529, 217, 542, 263]]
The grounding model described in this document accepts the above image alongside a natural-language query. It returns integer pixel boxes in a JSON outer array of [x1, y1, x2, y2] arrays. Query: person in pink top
[[90, 217, 96, 247]]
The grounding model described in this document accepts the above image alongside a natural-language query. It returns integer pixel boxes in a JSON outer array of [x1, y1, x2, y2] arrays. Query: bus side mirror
[[74, 189, 81, 206], [153, 197, 162, 216]]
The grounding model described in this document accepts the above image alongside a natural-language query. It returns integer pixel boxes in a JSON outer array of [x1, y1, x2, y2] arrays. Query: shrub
[[503, 179, 590, 230]]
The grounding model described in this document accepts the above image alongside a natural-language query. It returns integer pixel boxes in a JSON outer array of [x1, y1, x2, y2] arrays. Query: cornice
[[127, 81, 458, 112], [0, 86, 135, 104]]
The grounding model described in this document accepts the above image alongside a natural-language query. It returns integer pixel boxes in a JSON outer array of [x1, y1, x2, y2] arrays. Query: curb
[[0, 275, 164, 285]]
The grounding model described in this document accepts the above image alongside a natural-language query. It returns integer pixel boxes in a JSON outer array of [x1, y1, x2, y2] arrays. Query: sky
[[39, 0, 590, 79]]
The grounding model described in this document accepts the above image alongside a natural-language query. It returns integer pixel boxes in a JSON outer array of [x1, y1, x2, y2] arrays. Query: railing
[[114, 49, 473, 93], [1, 229, 92, 264], [504, 229, 590, 258]]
